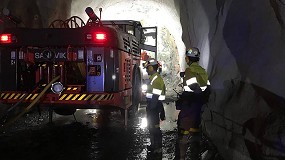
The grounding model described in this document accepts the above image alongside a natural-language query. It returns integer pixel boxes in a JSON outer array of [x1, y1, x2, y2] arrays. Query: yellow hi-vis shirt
[[183, 62, 210, 92], [146, 72, 166, 101]]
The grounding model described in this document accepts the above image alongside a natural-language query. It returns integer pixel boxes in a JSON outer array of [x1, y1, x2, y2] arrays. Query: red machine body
[[0, 17, 146, 114]]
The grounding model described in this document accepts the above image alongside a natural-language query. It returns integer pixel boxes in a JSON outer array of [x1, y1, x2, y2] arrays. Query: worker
[[175, 47, 210, 160], [144, 58, 166, 155]]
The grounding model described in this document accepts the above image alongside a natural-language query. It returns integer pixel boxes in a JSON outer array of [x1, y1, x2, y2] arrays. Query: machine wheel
[[129, 68, 141, 117]]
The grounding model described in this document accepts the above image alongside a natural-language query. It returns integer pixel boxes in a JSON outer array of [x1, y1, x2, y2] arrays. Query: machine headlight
[[51, 82, 64, 94]]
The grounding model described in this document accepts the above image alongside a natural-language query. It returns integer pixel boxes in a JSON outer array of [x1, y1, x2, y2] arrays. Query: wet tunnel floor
[[0, 104, 220, 160]]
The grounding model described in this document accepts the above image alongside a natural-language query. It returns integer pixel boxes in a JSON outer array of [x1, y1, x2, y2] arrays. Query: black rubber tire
[[129, 68, 141, 117]]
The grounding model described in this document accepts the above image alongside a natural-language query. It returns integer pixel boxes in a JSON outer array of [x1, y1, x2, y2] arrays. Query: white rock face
[[180, 0, 285, 159]]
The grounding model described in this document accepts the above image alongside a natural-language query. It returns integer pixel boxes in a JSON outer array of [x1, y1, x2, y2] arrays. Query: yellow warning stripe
[[66, 87, 78, 91], [30, 94, 38, 100], [107, 94, 113, 100], [57, 94, 114, 101], [3, 93, 10, 99], [103, 94, 110, 101], [0, 93, 35, 100], [25, 94, 33, 100], [13, 93, 21, 99], [0, 93, 37, 100], [106, 94, 111, 100], [84, 94, 93, 101], [8, 93, 15, 99], [0, 92, 114, 101], [65, 94, 74, 100], [78, 94, 86, 100], [91, 94, 100, 101], [97, 95, 105, 101], [19, 94, 26, 99], [71, 94, 80, 100], [59, 94, 68, 100]]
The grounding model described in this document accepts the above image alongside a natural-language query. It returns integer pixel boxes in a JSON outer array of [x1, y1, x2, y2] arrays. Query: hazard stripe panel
[[0, 93, 38, 100], [58, 93, 114, 101], [66, 87, 78, 91], [0, 93, 114, 101]]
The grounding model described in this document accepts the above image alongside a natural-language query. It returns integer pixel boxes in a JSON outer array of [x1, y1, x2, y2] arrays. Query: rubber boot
[[153, 128, 162, 154], [174, 135, 188, 160], [189, 141, 200, 160], [148, 130, 155, 152]]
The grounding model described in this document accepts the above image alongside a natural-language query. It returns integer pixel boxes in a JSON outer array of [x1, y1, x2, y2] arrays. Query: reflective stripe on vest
[[153, 88, 162, 95], [146, 93, 166, 100], [150, 75, 158, 85], [183, 77, 211, 92], [146, 73, 165, 100], [183, 86, 194, 92], [146, 93, 153, 98], [184, 77, 198, 92], [186, 77, 198, 86], [184, 86, 209, 92]]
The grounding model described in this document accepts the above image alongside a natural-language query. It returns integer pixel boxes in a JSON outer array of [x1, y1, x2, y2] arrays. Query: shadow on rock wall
[[6, 0, 43, 28], [0, 0, 72, 28], [243, 112, 285, 160], [222, 1, 285, 158], [203, 79, 285, 159]]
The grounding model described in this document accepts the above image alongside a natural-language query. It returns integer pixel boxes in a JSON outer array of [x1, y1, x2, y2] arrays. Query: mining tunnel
[[0, 0, 285, 160]]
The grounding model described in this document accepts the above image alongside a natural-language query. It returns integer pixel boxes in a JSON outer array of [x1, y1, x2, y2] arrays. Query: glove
[[180, 72, 185, 78], [189, 83, 202, 93], [160, 113, 165, 121], [160, 107, 165, 121], [175, 98, 183, 110]]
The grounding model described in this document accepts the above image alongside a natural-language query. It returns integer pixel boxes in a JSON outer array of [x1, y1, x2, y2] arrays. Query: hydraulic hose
[[1, 75, 60, 128], [5, 78, 45, 114]]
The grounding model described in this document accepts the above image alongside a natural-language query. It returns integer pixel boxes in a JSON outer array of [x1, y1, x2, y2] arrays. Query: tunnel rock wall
[[180, 0, 285, 159], [0, 0, 71, 28]]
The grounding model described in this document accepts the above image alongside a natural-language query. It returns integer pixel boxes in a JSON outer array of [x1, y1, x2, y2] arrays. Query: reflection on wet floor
[[75, 102, 179, 159], [0, 102, 220, 160]]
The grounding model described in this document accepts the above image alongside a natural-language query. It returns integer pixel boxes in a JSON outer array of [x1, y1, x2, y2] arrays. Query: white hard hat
[[144, 58, 158, 68], [186, 47, 200, 58]]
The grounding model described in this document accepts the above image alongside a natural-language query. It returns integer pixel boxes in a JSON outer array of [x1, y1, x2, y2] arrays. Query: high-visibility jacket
[[146, 72, 166, 101], [182, 62, 210, 92]]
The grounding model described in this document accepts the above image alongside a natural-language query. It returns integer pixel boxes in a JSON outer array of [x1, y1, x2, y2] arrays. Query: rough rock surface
[[180, 0, 285, 159]]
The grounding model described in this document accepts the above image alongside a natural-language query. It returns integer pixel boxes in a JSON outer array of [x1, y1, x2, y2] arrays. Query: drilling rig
[[0, 7, 157, 125]]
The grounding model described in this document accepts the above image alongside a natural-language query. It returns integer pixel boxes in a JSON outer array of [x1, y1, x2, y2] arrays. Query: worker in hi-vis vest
[[144, 58, 166, 155], [175, 47, 211, 160]]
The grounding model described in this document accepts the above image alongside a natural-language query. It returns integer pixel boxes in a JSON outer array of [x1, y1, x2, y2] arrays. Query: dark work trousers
[[146, 100, 163, 150], [175, 100, 203, 160], [158, 101, 165, 120]]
